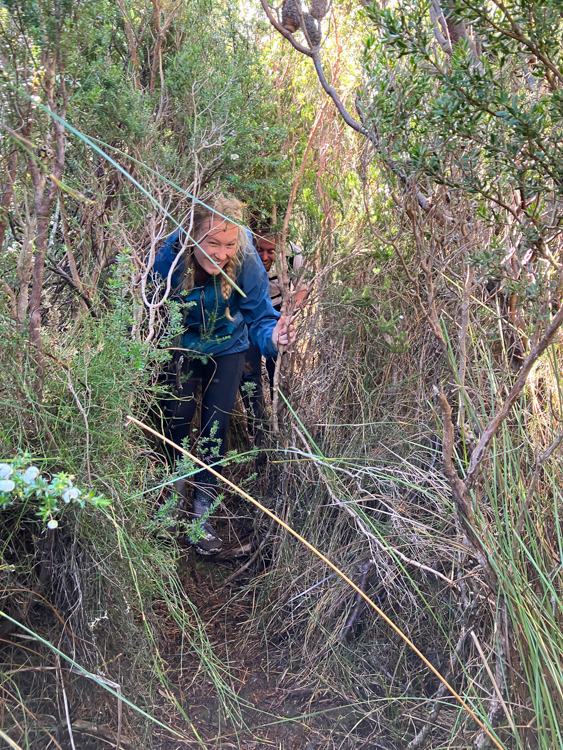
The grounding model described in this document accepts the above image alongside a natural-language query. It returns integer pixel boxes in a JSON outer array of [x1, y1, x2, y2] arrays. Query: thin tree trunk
[[116, 0, 140, 89], [271, 102, 327, 432], [28, 211, 51, 393], [0, 150, 18, 250], [28, 53, 67, 397]]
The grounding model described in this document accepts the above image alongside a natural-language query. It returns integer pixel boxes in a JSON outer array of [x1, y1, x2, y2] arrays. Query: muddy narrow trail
[[156, 487, 365, 750]]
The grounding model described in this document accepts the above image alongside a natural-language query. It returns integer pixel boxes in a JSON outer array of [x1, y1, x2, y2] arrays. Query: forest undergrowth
[[1, 0, 563, 749]]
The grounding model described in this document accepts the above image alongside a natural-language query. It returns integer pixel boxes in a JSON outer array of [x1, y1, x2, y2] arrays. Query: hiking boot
[[189, 487, 223, 555], [193, 519, 223, 555]]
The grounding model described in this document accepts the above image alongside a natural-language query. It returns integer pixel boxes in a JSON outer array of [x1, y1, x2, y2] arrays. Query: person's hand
[[272, 315, 295, 349]]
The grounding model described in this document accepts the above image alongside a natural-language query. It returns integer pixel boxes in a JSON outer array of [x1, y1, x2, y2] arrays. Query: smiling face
[[193, 218, 239, 275], [255, 235, 277, 272]]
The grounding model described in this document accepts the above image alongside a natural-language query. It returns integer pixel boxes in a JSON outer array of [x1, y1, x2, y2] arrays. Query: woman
[[152, 196, 293, 554]]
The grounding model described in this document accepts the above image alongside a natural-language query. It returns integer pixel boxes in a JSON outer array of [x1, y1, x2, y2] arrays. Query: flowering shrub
[[0, 455, 111, 529]]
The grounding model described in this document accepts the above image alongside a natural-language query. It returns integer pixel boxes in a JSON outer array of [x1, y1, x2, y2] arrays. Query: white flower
[[62, 487, 80, 504], [0, 464, 13, 479], [47, 519, 58, 529], [22, 466, 39, 484], [230, 153, 240, 160], [264, 126, 269, 131], [399, 315, 404, 320], [31, 94, 41, 102], [0, 479, 15, 492]]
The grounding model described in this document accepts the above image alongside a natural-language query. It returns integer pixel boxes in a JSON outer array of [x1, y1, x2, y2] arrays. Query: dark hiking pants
[[162, 351, 245, 497]]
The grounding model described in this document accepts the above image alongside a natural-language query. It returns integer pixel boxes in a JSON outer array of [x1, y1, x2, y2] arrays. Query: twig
[[28, 48, 68, 398], [66, 369, 91, 483], [149, 0, 183, 94], [0, 612, 183, 743], [216, 541, 255, 560], [430, 0, 453, 54], [72, 670, 122, 750], [116, 0, 140, 89], [258, 0, 364, 133], [341, 561, 375, 640], [46, 261, 96, 315], [259, 0, 433, 214], [0, 684, 65, 750], [458, 243, 474, 426], [287, 573, 337, 603], [436, 391, 494, 587], [221, 517, 276, 586], [59, 197, 91, 313], [477, 0, 563, 84], [56, 655, 76, 750], [0, 149, 18, 251]]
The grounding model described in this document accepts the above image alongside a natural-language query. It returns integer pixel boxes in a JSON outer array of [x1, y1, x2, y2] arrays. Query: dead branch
[[262, 0, 450, 220], [220, 517, 277, 586], [293, 424, 455, 584], [140, 202, 191, 345], [341, 560, 375, 640], [59, 198, 91, 314], [149, 0, 183, 94], [471, 626, 517, 745], [46, 260, 96, 315]]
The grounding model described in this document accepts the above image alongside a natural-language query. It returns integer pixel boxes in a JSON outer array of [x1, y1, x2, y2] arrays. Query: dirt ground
[[152, 504, 372, 750]]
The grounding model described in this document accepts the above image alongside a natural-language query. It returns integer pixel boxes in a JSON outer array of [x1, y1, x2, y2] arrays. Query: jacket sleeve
[[151, 229, 184, 288], [237, 246, 280, 359]]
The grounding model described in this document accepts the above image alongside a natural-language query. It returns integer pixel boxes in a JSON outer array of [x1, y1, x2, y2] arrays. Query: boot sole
[[194, 544, 223, 556]]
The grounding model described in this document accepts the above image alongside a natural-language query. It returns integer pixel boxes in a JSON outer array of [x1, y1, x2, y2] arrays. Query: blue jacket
[[153, 230, 280, 359]]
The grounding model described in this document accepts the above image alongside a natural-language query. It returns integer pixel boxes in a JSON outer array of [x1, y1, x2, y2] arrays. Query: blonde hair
[[180, 195, 247, 306]]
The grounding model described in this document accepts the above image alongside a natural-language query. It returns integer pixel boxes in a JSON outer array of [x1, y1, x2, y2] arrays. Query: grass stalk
[[127, 413, 508, 750]]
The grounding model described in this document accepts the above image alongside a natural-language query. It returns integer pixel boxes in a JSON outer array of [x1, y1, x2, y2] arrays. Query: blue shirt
[[152, 230, 280, 359]]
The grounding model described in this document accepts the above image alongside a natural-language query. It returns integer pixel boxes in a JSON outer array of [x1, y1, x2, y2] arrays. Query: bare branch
[[436, 393, 477, 533], [259, 0, 365, 134], [408, 627, 471, 750], [436, 391, 498, 593], [46, 261, 96, 316], [430, 0, 453, 54], [311, 51, 365, 135], [259, 0, 313, 56]]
